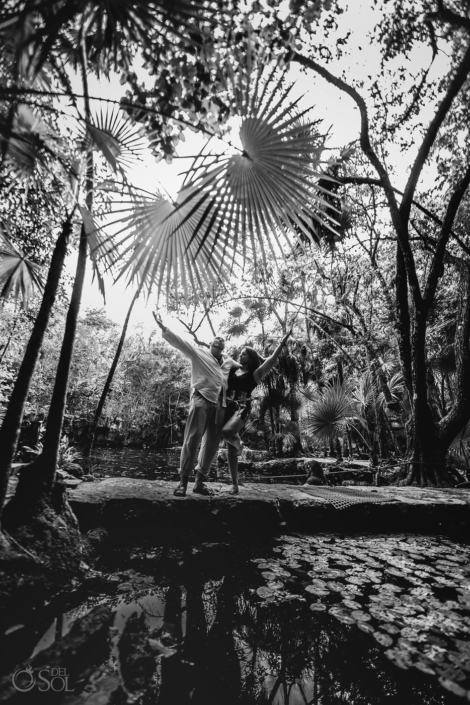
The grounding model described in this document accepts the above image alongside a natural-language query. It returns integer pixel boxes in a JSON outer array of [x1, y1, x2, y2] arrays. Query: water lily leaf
[[385, 648, 414, 669], [257, 587, 274, 599], [326, 582, 344, 592], [357, 622, 375, 634], [335, 614, 356, 625], [305, 586, 329, 596], [346, 576, 366, 585], [342, 599, 362, 610], [373, 632, 394, 647], [310, 603, 327, 611], [351, 610, 371, 622], [438, 678, 467, 697]]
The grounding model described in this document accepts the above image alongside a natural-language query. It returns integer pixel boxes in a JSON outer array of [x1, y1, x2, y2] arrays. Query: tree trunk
[[83, 285, 141, 459], [0, 216, 72, 521], [407, 421, 449, 487], [34, 224, 88, 494], [407, 265, 470, 486]]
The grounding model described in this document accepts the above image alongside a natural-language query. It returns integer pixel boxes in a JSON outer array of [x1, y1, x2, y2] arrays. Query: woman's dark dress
[[226, 369, 257, 422]]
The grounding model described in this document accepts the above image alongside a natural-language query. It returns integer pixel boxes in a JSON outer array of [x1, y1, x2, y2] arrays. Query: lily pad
[[310, 603, 327, 612], [257, 587, 274, 599], [373, 632, 394, 647]]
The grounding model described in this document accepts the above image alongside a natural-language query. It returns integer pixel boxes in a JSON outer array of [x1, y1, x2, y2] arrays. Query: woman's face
[[240, 348, 249, 366]]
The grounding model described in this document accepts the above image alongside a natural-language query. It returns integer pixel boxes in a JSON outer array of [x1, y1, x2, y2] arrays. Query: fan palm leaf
[[79, 204, 122, 302], [450, 421, 470, 458], [0, 230, 44, 308], [0, 104, 58, 182], [177, 66, 337, 261], [351, 370, 376, 413], [301, 380, 356, 441], [84, 105, 148, 173], [95, 184, 235, 303]]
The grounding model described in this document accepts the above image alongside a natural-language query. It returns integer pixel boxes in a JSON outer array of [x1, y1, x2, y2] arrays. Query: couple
[[155, 315, 290, 496]]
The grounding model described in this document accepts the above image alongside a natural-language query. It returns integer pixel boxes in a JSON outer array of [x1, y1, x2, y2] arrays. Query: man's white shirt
[[162, 328, 238, 405]]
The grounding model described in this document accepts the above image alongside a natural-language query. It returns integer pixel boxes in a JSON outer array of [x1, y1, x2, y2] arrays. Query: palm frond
[[351, 371, 377, 412], [0, 104, 56, 181], [175, 66, 336, 262], [79, 205, 123, 303], [301, 380, 356, 441], [105, 185, 235, 304], [450, 421, 470, 457], [85, 105, 147, 173], [0, 229, 44, 308]]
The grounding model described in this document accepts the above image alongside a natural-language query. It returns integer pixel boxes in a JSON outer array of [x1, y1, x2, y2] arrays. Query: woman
[[222, 331, 291, 494]]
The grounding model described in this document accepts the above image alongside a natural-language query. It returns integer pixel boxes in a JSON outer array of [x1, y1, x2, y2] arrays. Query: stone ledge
[[67, 479, 470, 542]]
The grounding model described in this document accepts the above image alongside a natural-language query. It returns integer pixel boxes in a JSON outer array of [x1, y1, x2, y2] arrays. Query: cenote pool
[[5, 532, 470, 704]]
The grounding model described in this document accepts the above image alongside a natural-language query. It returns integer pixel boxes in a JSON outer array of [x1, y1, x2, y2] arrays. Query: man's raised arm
[[154, 312, 198, 360]]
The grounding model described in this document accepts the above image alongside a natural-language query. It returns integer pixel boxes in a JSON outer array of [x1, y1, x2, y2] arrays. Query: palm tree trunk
[[36, 45, 93, 492], [38, 224, 88, 490], [83, 285, 141, 458], [0, 216, 72, 519]]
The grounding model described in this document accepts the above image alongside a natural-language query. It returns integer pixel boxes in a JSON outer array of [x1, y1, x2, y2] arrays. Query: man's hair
[[212, 336, 225, 349]]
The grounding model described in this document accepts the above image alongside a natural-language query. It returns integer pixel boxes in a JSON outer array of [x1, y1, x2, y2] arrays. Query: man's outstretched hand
[[153, 311, 165, 330]]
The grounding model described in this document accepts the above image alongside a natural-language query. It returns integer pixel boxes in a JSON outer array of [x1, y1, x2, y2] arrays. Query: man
[[155, 314, 239, 496]]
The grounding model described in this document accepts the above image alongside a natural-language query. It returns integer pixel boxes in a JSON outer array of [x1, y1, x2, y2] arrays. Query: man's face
[[210, 338, 225, 360]]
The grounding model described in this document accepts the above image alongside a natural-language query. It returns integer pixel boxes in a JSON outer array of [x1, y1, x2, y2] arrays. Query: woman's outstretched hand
[[281, 330, 293, 347]]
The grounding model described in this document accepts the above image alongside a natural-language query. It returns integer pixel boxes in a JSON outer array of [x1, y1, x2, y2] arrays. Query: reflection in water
[[10, 535, 470, 704], [147, 576, 455, 705]]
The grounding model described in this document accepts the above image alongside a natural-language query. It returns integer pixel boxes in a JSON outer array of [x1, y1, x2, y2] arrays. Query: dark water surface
[[90, 447, 178, 480], [7, 533, 470, 704]]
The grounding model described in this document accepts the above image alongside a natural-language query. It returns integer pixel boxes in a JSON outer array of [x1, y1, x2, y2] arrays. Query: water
[[5, 533, 470, 703], [90, 447, 177, 480], [88, 447, 304, 485]]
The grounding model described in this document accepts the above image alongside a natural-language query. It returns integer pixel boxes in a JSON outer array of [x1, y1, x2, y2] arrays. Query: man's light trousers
[[179, 391, 225, 478]]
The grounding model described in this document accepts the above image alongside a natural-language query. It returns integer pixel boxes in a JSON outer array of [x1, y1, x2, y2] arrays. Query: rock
[[68, 478, 470, 541], [326, 469, 374, 485]]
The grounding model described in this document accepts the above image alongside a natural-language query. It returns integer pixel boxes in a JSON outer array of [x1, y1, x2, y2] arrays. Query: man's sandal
[[192, 484, 213, 496], [173, 484, 187, 497]]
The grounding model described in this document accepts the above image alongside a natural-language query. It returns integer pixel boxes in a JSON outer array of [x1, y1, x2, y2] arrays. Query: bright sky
[[71, 1, 448, 343]]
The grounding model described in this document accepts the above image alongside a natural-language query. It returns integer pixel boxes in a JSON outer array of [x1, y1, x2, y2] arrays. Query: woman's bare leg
[[223, 431, 243, 455], [226, 443, 239, 494]]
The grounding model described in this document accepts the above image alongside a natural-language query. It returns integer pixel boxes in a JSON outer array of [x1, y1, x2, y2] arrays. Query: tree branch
[[292, 52, 422, 306], [401, 41, 470, 223], [426, 6, 470, 33], [423, 162, 470, 305], [341, 175, 470, 257], [177, 319, 210, 347]]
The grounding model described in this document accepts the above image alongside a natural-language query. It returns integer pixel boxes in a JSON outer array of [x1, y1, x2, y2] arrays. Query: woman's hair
[[243, 346, 265, 372]]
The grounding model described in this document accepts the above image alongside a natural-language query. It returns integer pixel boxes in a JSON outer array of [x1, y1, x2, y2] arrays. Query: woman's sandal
[[192, 484, 213, 496], [173, 484, 187, 497]]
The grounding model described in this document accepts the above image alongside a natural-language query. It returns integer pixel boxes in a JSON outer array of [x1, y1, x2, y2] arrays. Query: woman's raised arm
[[253, 331, 291, 384]]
